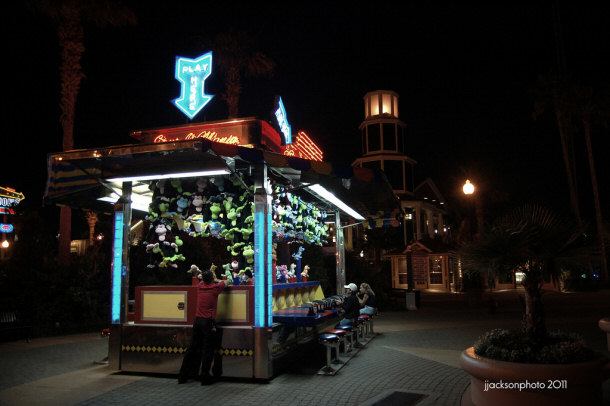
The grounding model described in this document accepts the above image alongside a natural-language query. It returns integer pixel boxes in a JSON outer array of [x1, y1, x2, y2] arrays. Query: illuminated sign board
[[132, 120, 253, 145], [0, 224, 13, 233], [173, 52, 214, 119], [283, 131, 324, 161], [130, 119, 285, 153], [0, 186, 24, 206], [275, 97, 292, 145], [0, 187, 24, 214]]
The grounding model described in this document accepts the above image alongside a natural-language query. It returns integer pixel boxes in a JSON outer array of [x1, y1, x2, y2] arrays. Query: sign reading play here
[[173, 52, 214, 119]]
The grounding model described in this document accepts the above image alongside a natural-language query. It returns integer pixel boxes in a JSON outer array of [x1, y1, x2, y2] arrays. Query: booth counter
[[120, 281, 338, 377]]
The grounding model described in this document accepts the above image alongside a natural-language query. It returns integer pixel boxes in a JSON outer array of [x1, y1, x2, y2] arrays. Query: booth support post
[[335, 211, 346, 295], [253, 163, 273, 379], [108, 182, 132, 370]]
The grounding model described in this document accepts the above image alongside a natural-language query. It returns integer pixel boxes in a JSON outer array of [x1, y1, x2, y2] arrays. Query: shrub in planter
[[458, 205, 609, 405], [473, 328, 595, 364]]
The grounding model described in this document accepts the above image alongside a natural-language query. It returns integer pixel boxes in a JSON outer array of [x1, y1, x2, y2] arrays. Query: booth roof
[[44, 138, 402, 220]]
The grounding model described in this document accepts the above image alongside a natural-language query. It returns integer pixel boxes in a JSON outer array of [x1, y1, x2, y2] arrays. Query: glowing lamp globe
[[463, 180, 475, 195]]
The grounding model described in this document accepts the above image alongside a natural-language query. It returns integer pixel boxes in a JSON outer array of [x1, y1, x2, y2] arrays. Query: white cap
[[344, 283, 357, 292]]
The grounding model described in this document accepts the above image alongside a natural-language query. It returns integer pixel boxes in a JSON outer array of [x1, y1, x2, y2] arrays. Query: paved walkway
[[1, 290, 609, 405]]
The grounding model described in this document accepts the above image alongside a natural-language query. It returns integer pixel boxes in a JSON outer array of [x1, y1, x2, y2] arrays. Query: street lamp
[[462, 179, 483, 240], [463, 179, 475, 195]]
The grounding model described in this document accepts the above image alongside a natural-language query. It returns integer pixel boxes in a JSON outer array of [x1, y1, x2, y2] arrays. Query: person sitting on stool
[[358, 283, 377, 316], [337, 283, 360, 326]]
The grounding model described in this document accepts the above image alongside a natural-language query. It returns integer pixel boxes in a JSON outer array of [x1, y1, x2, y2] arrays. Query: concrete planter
[[459, 347, 609, 406]]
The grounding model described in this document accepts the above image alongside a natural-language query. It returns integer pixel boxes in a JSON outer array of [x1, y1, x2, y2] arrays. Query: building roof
[[44, 120, 402, 221]]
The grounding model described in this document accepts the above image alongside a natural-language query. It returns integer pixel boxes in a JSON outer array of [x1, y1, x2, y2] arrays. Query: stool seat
[[326, 329, 346, 336], [335, 324, 353, 331], [319, 333, 339, 342], [359, 315, 371, 320]]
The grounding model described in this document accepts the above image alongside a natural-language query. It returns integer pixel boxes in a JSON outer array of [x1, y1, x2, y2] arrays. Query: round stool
[[360, 314, 373, 335], [326, 328, 348, 357], [334, 324, 354, 352], [358, 315, 371, 336], [318, 333, 340, 373]]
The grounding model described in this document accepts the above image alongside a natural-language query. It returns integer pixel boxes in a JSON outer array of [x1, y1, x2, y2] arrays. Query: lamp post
[[462, 179, 483, 239]]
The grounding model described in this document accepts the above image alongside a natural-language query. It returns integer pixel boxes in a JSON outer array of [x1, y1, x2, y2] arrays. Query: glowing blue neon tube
[[111, 211, 124, 324], [254, 211, 265, 327]]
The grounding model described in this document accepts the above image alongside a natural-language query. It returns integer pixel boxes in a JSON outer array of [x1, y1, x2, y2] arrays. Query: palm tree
[[572, 84, 608, 285], [33, 0, 136, 265], [533, 73, 582, 226], [201, 29, 275, 118], [459, 204, 590, 341]]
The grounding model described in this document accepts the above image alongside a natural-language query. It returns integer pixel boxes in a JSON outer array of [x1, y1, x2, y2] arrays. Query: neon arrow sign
[[173, 52, 214, 119], [0, 186, 24, 202]]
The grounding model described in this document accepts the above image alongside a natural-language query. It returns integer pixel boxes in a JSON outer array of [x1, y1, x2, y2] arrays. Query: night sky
[[5, 2, 610, 225]]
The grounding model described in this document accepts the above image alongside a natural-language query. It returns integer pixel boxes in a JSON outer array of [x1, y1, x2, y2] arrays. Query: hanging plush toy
[[242, 244, 255, 266], [144, 218, 184, 268], [187, 193, 208, 220]]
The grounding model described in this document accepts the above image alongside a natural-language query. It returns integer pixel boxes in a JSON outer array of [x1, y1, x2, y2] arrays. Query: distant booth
[[43, 117, 400, 380], [386, 239, 462, 293]]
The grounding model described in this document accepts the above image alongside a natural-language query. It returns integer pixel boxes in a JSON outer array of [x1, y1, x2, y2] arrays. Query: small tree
[[459, 204, 591, 342]]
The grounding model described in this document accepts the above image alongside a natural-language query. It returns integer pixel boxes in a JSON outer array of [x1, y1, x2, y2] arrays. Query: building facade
[[352, 90, 460, 292]]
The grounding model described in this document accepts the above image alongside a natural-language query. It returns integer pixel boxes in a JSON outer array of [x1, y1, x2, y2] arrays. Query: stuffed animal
[[144, 218, 184, 268], [288, 263, 297, 283], [277, 264, 288, 283], [231, 260, 242, 285], [210, 202, 222, 220], [242, 244, 255, 266], [221, 263, 233, 284], [301, 265, 310, 282], [187, 193, 208, 220], [188, 264, 202, 280], [292, 245, 305, 260], [170, 194, 191, 218]]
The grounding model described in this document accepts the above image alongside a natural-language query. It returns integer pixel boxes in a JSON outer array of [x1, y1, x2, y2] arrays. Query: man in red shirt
[[178, 265, 230, 385]]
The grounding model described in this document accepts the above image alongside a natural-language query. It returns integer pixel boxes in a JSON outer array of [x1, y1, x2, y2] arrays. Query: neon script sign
[[173, 52, 214, 119], [153, 131, 240, 145], [275, 97, 292, 145]]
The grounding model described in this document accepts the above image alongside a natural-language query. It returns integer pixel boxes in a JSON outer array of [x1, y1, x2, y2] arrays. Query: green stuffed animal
[[242, 244, 255, 265], [227, 242, 246, 257], [210, 202, 222, 220], [221, 263, 233, 284], [226, 208, 238, 227]]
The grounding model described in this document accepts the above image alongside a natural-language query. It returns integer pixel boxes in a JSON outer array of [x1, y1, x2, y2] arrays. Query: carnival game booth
[[44, 118, 401, 380]]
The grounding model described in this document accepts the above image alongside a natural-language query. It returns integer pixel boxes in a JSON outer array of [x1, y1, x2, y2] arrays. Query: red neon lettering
[[185, 131, 240, 145], [153, 131, 240, 145], [282, 131, 324, 161]]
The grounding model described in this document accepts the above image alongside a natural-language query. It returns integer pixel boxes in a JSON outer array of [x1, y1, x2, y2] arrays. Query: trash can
[[406, 290, 420, 310]]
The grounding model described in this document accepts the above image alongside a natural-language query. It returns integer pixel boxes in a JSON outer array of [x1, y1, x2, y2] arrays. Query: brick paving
[[1, 290, 609, 406]]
